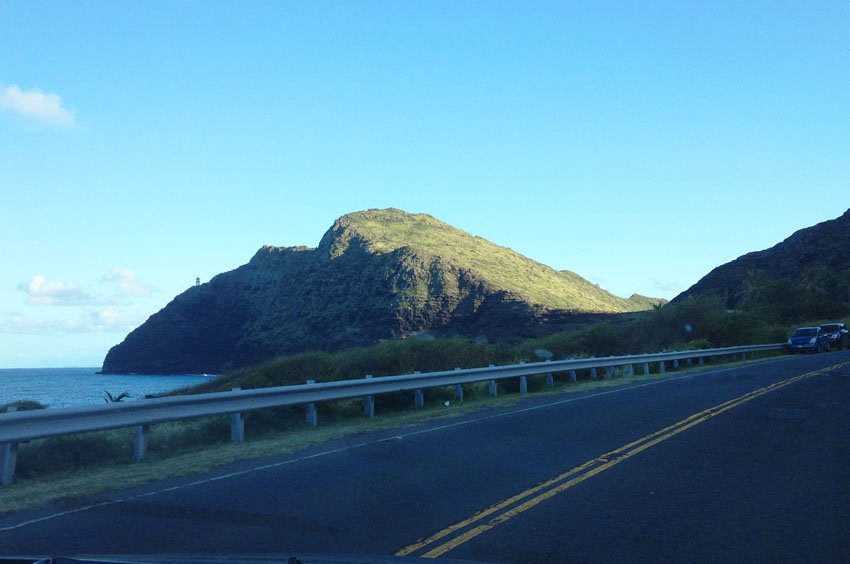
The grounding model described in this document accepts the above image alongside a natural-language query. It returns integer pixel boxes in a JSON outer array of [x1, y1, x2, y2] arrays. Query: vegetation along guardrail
[[0, 343, 784, 486]]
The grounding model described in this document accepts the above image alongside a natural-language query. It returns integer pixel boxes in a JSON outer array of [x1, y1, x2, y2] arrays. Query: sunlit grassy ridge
[[329, 208, 658, 313]]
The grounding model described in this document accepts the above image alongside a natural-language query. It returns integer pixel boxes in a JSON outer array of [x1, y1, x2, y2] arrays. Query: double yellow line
[[396, 362, 844, 559]]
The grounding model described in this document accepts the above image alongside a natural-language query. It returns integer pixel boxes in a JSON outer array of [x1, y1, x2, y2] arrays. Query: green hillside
[[328, 209, 655, 313]]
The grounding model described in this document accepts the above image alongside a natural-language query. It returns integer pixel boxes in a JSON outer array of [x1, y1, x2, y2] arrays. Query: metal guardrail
[[0, 343, 784, 485]]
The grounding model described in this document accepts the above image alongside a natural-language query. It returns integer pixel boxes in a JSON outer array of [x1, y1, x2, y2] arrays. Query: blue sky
[[1, 1, 848, 368]]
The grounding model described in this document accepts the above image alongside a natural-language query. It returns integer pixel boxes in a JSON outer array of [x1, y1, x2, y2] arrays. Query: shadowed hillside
[[674, 209, 850, 319]]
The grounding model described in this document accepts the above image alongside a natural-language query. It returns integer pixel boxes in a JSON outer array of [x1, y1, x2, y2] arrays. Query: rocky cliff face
[[673, 209, 850, 306], [102, 209, 663, 374]]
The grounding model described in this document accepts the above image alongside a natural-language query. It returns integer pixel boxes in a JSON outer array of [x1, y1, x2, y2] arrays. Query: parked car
[[786, 326, 831, 353], [819, 323, 849, 350]]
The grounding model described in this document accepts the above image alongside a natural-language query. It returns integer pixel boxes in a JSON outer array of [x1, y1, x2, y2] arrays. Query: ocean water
[[0, 367, 215, 408]]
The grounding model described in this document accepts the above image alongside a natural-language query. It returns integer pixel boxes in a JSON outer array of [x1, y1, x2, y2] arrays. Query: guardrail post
[[489, 365, 498, 397], [415, 389, 424, 409], [687, 358, 692, 366], [231, 418, 245, 442], [659, 361, 665, 374], [1, 442, 17, 487], [363, 375, 375, 418], [133, 424, 150, 462], [304, 381, 319, 426], [590, 367, 597, 379], [230, 388, 246, 442], [519, 375, 528, 394], [673, 359, 680, 370], [1, 407, 17, 486], [454, 368, 464, 401], [569, 370, 577, 382], [699, 357, 704, 366], [545, 360, 554, 386], [606, 367, 615, 379], [628, 365, 635, 377], [643, 362, 650, 375]]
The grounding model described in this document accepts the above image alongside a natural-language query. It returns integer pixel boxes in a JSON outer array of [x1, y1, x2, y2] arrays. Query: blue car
[[786, 326, 831, 353]]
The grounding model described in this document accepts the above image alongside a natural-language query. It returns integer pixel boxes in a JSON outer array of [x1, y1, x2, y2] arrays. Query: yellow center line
[[397, 363, 843, 559], [395, 386, 758, 556], [395, 382, 776, 557]]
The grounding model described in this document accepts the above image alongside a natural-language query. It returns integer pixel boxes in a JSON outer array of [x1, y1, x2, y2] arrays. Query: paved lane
[[1, 352, 848, 562]]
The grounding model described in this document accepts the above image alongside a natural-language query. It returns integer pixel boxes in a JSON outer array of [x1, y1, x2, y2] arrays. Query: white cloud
[[0, 84, 76, 127], [17, 275, 94, 306], [16, 270, 155, 308], [0, 308, 140, 335], [0, 313, 51, 334], [103, 269, 154, 297], [64, 307, 139, 333]]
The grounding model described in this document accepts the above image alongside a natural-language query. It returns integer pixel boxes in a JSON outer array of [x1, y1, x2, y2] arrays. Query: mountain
[[673, 209, 850, 306], [102, 209, 664, 374]]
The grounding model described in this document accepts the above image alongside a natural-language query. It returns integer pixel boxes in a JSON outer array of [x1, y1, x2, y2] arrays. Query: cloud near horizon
[[0, 307, 140, 335], [65, 307, 139, 333], [18, 270, 156, 307], [0, 84, 76, 127]]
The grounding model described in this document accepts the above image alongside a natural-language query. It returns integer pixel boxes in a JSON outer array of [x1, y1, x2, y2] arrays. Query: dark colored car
[[819, 323, 849, 350], [786, 326, 831, 353]]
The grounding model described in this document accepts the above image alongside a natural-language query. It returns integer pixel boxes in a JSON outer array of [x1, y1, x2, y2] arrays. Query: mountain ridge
[[673, 208, 850, 306], [102, 208, 665, 374]]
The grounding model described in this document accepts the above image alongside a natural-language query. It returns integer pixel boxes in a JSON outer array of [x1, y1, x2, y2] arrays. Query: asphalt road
[[1, 352, 848, 563]]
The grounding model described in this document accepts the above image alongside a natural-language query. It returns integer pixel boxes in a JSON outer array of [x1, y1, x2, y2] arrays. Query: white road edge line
[[0, 356, 789, 533]]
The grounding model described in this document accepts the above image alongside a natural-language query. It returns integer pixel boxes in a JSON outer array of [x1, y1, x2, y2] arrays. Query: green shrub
[[1, 400, 47, 412], [16, 431, 131, 479]]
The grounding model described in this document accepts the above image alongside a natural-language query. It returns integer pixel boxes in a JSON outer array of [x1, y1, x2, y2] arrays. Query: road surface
[[1, 352, 848, 562]]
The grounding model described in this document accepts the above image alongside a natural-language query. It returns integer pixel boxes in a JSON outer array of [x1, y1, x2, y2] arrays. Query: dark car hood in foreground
[[0, 555, 487, 564]]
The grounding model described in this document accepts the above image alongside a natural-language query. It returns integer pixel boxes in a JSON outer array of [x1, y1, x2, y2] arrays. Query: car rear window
[[793, 328, 818, 337]]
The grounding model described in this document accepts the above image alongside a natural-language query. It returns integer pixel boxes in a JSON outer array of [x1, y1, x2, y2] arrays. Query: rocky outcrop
[[102, 209, 663, 374], [673, 209, 850, 306]]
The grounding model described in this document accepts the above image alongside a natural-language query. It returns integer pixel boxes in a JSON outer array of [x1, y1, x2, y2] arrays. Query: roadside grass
[[0, 351, 783, 516]]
